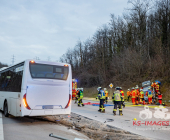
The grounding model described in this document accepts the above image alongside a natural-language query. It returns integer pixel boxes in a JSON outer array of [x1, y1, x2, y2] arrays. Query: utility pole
[[11, 55, 15, 65]]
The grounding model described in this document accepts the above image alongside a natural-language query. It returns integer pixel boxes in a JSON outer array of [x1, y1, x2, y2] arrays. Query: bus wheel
[[4, 101, 9, 117]]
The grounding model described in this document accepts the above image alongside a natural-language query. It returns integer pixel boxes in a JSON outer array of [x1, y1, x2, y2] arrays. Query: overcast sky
[[0, 0, 130, 65]]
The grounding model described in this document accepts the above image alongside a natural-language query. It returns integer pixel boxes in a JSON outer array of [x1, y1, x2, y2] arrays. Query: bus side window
[[0, 70, 23, 92], [0, 72, 7, 91]]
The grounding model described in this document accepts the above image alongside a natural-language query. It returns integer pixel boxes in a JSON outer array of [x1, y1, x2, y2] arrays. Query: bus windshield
[[30, 63, 69, 80]]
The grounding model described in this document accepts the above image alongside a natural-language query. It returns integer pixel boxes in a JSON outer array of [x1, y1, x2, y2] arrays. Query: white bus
[[0, 60, 72, 117]]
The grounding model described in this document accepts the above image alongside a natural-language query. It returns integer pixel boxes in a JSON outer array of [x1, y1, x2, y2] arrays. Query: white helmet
[[80, 88, 83, 91], [128, 89, 130, 91], [140, 89, 143, 91], [97, 87, 102, 91], [104, 88, 106, 90]]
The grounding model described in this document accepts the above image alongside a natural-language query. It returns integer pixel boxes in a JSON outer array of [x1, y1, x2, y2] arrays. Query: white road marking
[[0, 112, 4, 140]]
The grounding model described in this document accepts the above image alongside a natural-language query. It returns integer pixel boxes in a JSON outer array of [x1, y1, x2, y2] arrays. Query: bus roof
[[0, 59, 70, 74], [0, 61, 24, 74], [0, 67, 8, 71]]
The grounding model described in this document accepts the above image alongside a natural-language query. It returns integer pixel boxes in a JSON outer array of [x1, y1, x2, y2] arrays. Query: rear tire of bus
[[4, 101, 9, 117]]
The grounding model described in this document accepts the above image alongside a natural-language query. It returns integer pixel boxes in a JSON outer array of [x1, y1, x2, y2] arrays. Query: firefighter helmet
[[97, 87, 102, 91], [115, 87, 120, 90]]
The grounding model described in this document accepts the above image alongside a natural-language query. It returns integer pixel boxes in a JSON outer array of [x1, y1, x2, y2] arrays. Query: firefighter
[[146, 87, 153, 104], [139, 89, 144, 102], [151, 82, 157, 103], [104, 88, 109, 104], [130, 87, 136, 105], [127, 89, 131, 101], [135, 87, 139, 105], [155, 82, 160, 94], [77, 88, 84, 107], [74, 88, 79, 104], [157, 91, 162, 105], [96, 87, 105, 113], [151, 82, 156, 90], [120, 87, 125, 108], [112, 87, 123, 116]]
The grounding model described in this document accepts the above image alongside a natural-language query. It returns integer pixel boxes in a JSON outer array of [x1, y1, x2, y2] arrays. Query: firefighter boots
[[119, 111, 123, 116], [101, 109, 105, 113]]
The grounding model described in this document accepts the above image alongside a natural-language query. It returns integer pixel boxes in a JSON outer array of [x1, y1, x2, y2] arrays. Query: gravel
[[44, 113, 148, 140]]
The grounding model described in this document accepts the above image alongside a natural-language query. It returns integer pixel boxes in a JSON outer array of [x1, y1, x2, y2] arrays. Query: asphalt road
[[1, 99, 170, 140], [72, 99, 170, 140], [1, 111, 89, 140]]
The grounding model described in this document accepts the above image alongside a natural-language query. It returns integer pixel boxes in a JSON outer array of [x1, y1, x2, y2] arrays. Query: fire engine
[[72, 79, 77, 99]]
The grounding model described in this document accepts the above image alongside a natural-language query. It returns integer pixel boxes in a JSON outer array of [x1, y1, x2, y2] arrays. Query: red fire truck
[[72, 79, 77, 99]]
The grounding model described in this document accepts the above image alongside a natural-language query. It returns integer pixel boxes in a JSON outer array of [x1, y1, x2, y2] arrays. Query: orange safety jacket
[[127, 91, 131, 96], [104, 90, 108, 97], [120, 90, 124, 97], [131, 90, 136, 98], [135, 89, 139, 97], [139, 91, 144, 98]]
